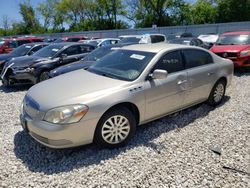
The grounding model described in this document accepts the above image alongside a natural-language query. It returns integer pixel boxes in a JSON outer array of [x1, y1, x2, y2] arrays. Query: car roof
[[223, 31, 250, 35], [23, 42, 49, 46], [121, 43, 193, 53]]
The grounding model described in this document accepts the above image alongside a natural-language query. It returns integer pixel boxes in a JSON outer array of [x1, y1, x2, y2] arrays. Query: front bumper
[[20, 110, 99, 149], [231, 57, 250, 67]]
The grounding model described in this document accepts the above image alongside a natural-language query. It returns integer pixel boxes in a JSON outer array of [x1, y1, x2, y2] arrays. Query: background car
[[0, 37, 44, 54], [119, 34, 166, 44], [54, 36, 88, 43], [1, 43, 95, 87], [210, 31, 250, 68], [49, 43, 131, 78], [80, 38, 120, 47], [20, 43, 233, 149], [0, 43, 49, 72], [198, 34, 219, 48], [165, 32, 193, 42], [168, 37, 210, 49]]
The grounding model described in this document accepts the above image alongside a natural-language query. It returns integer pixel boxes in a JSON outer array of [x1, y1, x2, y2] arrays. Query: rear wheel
[[207, 79, 226, 106], [39, 71, 50, 82], [94, 108, 136, 148]]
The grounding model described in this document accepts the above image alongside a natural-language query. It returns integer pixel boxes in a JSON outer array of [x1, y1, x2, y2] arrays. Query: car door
[[182, 49, 218, 106], [144, 50, 188, 120], [60, 45, 81, 65]]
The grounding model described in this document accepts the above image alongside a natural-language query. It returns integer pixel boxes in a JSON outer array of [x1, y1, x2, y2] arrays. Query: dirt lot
[[0, 72, 249, 187]]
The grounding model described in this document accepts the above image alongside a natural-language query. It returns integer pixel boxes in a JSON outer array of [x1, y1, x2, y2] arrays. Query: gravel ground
[[0, 72, 249, 187]]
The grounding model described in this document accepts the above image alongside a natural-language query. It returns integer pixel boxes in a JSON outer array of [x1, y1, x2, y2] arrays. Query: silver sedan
[[20, 43, 234, 148]]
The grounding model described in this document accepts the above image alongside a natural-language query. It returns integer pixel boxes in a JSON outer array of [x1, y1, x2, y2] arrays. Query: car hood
[[50, 60, 96, 77], [0, 53, 13, 62], [27, 69, 129, 110], [8, 56, 50, 68], [211, 45, 250, 53]]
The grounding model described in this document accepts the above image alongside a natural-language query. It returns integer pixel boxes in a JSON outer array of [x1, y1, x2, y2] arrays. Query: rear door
[[182, 49, 218, 106], [144, 50, 188, 120]]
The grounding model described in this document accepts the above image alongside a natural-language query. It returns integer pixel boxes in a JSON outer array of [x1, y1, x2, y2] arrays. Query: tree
[[19, 0, 41, 33], [216, 0, 250, 22]]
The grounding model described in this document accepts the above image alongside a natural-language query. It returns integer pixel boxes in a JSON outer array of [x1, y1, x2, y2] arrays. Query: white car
[[80, 38, 120, 47], [119, 34, 166, 44]]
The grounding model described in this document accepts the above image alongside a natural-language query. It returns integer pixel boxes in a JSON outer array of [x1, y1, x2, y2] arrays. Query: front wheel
[[39, 71, 50, 82], [94, 108, 136, 148], [207, 79, 226, 106]]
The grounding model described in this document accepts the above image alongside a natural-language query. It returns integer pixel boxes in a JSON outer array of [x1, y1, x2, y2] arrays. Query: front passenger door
[[144, 50, 188, 121], [60, 45, 81, 64]]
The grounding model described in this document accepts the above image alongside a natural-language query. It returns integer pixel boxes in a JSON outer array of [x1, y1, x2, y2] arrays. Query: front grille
[[216, 52, 238, 58]]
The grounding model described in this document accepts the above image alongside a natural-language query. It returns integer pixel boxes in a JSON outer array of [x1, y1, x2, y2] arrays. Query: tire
[[94, 107, 136, 148], [207, 79, 226, 106], [39, 71, 50, 82]]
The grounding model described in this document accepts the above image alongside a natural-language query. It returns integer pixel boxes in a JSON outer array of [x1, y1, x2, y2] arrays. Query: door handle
[[177, 80, 187, 85], [208, 72, 215, 76]]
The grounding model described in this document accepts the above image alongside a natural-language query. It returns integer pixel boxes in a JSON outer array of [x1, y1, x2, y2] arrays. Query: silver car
[[20, 44, 233, 149]]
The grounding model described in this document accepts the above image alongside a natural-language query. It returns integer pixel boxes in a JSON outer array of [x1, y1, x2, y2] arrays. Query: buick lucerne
[[20, 44, 233, 149]]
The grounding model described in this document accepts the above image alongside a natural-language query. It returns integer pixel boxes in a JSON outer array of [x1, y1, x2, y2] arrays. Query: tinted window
[[68, 38, 80, 42], [34, 44, 64, 58], [8, 41, 18, 48], [79, 45, 94, 53], [153, 51, 184, 73], [183, 49, 213, 69], [151, 35, 165, 43], [64, 46, 79, 56], [17, 40, 30, 46], [11, 44, 33, 56], [28, 45, 44, 55]]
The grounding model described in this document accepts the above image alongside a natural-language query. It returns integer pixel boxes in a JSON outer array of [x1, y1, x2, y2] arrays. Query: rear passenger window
[[183, 49, 213, 69], [153, 51, 184, 73], [80, 45, 94, 53], [64, 46, 79, 55]]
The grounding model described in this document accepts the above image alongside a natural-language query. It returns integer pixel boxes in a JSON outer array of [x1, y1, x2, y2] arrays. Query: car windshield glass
[[88, 49, 155, 81], [0, 40, 5, 46], [33, 44, 64, 58], [84, 47, 113, 61], [119, 37, 141, 44], [11, 45, 33, 56], [216, 34, 250, 45], [54, 38, 64, 43]]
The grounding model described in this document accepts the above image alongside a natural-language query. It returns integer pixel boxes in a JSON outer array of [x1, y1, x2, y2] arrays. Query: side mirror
[[59, 54, 67, 60], [149, 69, 168, 80]]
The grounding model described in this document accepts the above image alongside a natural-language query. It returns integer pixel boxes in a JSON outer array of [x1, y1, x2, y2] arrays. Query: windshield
[[11, 45, 33, 56], [84, 46, 113, 61], [33, 44, 64, 58], [0, 40, 5, 47], [119, 37, 141, 44], [216, 34, 250, 45], [88, 49, 155, 81]]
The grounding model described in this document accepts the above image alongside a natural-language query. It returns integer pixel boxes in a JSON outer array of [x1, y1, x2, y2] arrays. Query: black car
[[0, 43, 95, 87], [49, 43, 130, 78], [168, 37, 210, 49], [0, 43, 49, 72]]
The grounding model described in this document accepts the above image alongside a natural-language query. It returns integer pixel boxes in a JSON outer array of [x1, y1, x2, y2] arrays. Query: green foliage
[[0, 0, 250, 36]]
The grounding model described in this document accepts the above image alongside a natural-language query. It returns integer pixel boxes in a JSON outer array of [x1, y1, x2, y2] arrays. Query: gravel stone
[[0, 72, 250, 187]]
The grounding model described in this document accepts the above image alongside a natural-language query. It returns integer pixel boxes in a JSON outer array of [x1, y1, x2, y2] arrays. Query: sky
[[0, 0, 45, 24]]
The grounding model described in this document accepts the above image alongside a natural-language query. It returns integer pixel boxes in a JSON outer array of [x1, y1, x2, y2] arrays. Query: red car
[[0, 37, 43, 54], [210, 31, 250, 68]]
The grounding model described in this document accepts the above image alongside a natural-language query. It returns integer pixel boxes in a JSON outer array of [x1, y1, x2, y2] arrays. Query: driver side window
[[63, 46, 79, 56], [153, 50, 184, 74]]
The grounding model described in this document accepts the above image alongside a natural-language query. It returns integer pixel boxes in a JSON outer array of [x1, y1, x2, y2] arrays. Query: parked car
[[54, 36, 88, 43], [119, 34, 166, 44], [210, 31, 250, 68], [80, 38, 120, 47], [0, 43, 49, 72], [165, 32, 193, 42], [0, 37, 44, 54], [20, 43, 233, 149], [49, 43, 130, 78], [168, 37, 210, 49], [198, 34, 219, 48], [0, 43, 95, 87]]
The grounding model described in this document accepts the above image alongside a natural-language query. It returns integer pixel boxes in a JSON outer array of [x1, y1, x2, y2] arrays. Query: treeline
[[0, 0, 250, 36]]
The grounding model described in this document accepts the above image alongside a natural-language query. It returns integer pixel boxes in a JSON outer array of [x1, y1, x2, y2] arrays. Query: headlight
[[240, 50, 250, 57], [44, 104, 88, 124]]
